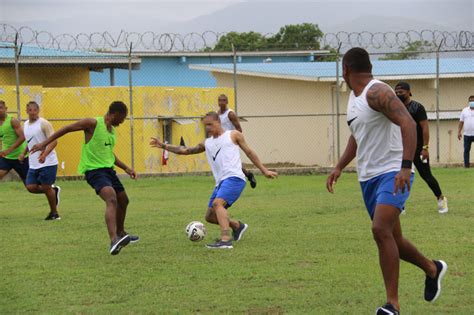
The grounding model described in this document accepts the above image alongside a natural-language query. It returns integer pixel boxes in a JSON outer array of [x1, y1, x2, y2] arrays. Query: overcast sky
[[1, 0, 472, 35], [1, 0, 239, 23]]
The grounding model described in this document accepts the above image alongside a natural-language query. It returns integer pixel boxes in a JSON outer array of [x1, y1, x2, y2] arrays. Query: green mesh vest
[[0, 115, 26, 160], [78, 117, 116, 174]]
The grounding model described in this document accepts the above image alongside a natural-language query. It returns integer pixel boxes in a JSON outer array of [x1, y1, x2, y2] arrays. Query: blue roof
[[190, 58, 474, 81], [0, 42, 126, 59]]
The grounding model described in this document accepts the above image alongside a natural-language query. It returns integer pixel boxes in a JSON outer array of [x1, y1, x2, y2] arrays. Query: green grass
[[1, 169, 473, 314]]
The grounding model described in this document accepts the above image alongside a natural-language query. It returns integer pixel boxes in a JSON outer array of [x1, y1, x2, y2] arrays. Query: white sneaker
[[437, 197, 448, 214]]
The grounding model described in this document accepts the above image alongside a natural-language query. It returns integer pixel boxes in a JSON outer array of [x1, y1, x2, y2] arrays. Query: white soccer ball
[[185, 221, 207, 242]]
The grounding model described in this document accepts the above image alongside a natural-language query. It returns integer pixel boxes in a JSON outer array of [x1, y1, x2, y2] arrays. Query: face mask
[[397, 94, 407, 102], [469, 101, 474, 108]]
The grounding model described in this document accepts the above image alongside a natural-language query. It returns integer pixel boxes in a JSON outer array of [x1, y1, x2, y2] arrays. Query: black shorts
[[85, 168, 125, 195], [0, 157, 29, 182]]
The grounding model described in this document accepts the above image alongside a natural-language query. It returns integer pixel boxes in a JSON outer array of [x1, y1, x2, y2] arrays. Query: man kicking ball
[[150, 111, 277, 249], [32, 101, 138, 255]]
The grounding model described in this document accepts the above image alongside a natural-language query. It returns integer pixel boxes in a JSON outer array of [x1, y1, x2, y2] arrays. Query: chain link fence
[[1, 37, 473, 178]]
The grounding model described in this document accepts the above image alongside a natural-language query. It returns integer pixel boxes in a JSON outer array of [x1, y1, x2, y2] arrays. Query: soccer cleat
[[110, 234, 131, 255], [437, 197, 448, 214], [247, 172, 257, 189], [206, 239, 233, 249], [376, 303, 399, 315], [44, 212, 61, 220], [232, 221, 249, 241], [425, 260, 448, 302], [52, 185, 61, 207]]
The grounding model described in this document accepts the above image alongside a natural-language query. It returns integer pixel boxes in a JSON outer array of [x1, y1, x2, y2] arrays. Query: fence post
[[335, 44, 342, 160], [331, 84, 336, 166], [435, 42, 443, 163], [128, 43, 135, 171], [231, 43, 238, 115], [14, 33, 22, 120], [110, 68, 115, 86]]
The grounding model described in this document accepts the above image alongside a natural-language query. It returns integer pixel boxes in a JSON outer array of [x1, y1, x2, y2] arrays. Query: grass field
[[1, 168, 473, 314]]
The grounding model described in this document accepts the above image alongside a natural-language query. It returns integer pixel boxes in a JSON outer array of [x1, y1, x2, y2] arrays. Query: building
[[90, 51, 325, 87], [0, 42, 140, 87], [0, 84, 233, 177], [190, 58, 474, 166]]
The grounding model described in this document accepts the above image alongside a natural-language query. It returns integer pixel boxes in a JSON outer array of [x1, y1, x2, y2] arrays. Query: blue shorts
[[26, 165, 58, 186], [85, 168, 125, 195], [360, 171, 415, 220], [0, 157, 29, 182], [208, 177, 246, 209]]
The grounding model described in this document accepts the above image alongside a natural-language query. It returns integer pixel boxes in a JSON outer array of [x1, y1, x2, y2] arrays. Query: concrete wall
[[213, 72, 472, 166], [0, 67, 90, 87], [90, 55, 309, 87], [0, 85, 234, 176], [383, 78, 472, 111]]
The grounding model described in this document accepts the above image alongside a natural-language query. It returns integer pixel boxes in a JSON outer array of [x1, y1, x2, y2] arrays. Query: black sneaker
[[247, 172, 257, 189], [129, 235, 140, 243], [52, 185, 61, 206], [121, 231, 139, 243], [44, 212, 61, 220], [110, 234, 131, 255], [425, 260, 448, 302], [206, 239, 233, 249], [232, 221, 249, 241], [376, 303, 399, 315]]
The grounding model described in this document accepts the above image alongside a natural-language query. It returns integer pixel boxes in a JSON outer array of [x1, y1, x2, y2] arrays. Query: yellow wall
[[0, 85, 234, 176], [0, 85, 44, 119], [0, 67, 90, 87]]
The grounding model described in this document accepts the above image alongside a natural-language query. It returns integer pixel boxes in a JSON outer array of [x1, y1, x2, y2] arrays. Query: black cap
[[395, 81, 412, 96]]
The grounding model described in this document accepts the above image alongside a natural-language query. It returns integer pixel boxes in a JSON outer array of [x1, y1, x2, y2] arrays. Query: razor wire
[[0, 23, 472, 52]]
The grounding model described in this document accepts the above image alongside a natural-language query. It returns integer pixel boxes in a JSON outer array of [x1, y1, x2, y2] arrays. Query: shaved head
[[204, 111, 220, 121]]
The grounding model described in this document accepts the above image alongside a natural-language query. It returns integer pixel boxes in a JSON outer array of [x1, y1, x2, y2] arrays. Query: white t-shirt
[[204, 130, 245, 185], [460, 107, 474, 136], [24, 117, 58, 169], [218, 109, 236, 131], [347, 79, 405, 182]]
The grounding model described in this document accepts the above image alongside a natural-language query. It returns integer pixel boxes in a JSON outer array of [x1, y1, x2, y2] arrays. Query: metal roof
[[189, 58, 474, 82], [0, 42, 141, 69]]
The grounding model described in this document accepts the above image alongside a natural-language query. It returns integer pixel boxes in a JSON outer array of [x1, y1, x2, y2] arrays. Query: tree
[[208, 31, 267, 52], [317, 45, 338, 62], [380, 40, 434, 60], [266, 23, 323, 51], [207, 23, 325, 52]]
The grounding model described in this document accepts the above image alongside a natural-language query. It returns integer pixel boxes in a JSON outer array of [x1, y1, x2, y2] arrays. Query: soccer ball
[[185, 221, 207, 242]]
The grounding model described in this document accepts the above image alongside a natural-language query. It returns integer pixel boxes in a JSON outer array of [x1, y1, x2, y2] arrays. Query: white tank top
[[347, 79, 403, 181], [205, 130, 245, 185], [219, 109, 235, 131], [24, 118, 58, 169]]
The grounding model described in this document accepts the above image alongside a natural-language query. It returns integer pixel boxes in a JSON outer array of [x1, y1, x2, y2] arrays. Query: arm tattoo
[[164, 144, 184, 154], [166, 143, 205, 155], [185, 143, 205, 154], [366, 83, 410, 124]]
